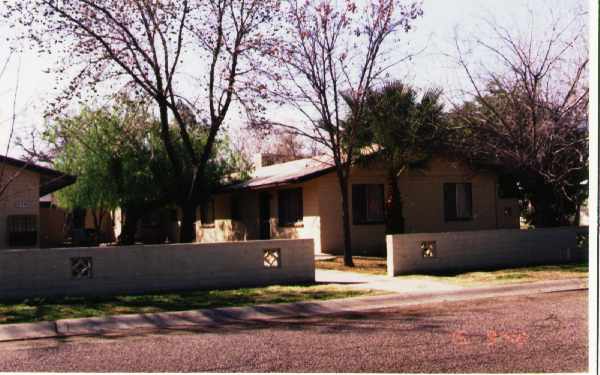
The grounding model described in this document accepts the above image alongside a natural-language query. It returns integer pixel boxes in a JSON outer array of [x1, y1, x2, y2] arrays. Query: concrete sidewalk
[[316, 269, 465, 293], [0, 278, 586, 342]]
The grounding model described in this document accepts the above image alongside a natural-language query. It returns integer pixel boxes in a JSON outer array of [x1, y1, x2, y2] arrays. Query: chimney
[[252, 154, 265, 169]]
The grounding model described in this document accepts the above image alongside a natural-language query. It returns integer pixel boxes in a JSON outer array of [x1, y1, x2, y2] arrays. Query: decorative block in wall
[[420, 241, 436, 258], [263, 248, 281, 268], [71, 257, 93, 279]]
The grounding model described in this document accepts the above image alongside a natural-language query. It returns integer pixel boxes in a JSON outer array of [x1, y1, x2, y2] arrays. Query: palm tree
[[350, 81, 446, 234]]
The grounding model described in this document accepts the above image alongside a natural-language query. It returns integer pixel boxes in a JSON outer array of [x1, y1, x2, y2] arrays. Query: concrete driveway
[[316, 269, 465, 293]]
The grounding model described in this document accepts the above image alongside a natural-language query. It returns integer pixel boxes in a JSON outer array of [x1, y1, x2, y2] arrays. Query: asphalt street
[[0, 289, 588, 372]]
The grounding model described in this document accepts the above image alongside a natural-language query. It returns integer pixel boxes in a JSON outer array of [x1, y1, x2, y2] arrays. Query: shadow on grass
[[0, 284, 370, 325], [60, 308, 461, 343]]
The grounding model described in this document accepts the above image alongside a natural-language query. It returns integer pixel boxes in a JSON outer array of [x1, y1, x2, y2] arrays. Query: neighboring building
[[0, 156, 75, 249], [112, 207, 179, 244], [54, 205, 116, 247], [195, 154, 520, 255], [39, 194, 69, 247]]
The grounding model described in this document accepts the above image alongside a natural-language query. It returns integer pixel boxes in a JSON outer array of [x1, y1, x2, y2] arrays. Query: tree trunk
[[337, 174, 354, 267], [158, 100, 181, 176], [529, 184, 561, 227], [120, 205, 142, 245], [180, 203, 197, 243], [91, 208, 110, 246], [574, 201, 581, 226], [385, 168, 405, 234], [91, 209, 101, 236]]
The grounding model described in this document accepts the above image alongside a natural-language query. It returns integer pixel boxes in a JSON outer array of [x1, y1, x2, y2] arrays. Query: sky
[[0, 0, 589, 158]]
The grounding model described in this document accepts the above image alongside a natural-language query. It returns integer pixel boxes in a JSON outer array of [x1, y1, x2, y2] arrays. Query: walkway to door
[[315, 269, 465, 294]]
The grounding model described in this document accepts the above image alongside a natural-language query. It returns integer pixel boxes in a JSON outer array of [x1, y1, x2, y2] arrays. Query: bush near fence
[[387, 227, 588, 276], [0, 239, 315, 300]]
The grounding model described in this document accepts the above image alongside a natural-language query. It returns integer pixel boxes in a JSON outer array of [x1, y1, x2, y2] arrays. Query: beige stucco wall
[[0, 164, 40, 249], [496, 199, 521, 229], [387, 227, 586, 276], [398, 158, 519, 233], [268, 179, 322, 252], [317, 168, 388, 256], [195, 157, 520, 256], [196, 192, 260, 243], [318, 158, 519, 255], [197, 181, 323, 252], [0, 239, 315, 300], [198, 166, 389, 255]]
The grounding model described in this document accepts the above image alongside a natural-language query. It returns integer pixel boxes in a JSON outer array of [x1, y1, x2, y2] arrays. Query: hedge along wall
[[0, 239, 314, 300], [386, 227, 588, 276]]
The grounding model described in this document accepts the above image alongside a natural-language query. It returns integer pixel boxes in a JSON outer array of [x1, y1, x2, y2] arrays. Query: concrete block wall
[[387, 227, 587, 276], [0, 239, 315, 300]]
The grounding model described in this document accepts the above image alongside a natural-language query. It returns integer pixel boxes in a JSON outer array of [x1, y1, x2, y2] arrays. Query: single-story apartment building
[[0, 156, 75, 249], [194, 154, 520, 255]]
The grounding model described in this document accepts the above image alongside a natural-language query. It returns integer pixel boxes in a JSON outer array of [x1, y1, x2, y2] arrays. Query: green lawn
[[316, 256, 388, 275], [419, 262, 589, 286], [1, 260, 587, 325], [0, 284, 376, 325], [317, 256, 588, 286]]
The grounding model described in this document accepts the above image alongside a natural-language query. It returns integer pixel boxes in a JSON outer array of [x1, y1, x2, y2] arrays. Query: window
[[7, 215, 38, 247], [200, 199, 215, 227], [231, 195, 241, 221], [278, 188, 303, 226], [444, 183, 473, 221], [352, 184, 385, 224]]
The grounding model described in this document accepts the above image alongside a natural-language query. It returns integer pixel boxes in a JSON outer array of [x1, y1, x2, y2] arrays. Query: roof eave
[[0, 156, 77, 196], [217, 165, 336, 193], [40, 175, 77, 196]]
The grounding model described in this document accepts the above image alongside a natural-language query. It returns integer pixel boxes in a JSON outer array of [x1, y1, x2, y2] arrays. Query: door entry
[[259, 192, 271, 239]]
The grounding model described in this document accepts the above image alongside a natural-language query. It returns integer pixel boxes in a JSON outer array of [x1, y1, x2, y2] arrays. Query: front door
[[259, 192, 271, 239]]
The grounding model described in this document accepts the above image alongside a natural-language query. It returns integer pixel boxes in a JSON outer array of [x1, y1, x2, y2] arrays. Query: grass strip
[[0, 284, 377, 325]]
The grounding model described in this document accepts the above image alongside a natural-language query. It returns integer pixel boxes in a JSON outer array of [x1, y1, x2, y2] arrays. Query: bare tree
[[231, 125, 322, 165], [6, 0, 279, 241], [452, 6, 588, 227], [0, 52, 24, 200], [260, 0, 423, 265], [269, 131, 320, 159]]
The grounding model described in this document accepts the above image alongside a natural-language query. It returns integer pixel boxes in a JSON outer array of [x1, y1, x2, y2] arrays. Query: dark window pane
[[460, 183, 473, 218], [353, 184, 384, 224], [278, 188, 303, 226], [444, 183, 457, 220], [231, 195, 241, 221], [444, 183, 473, 221], [200, 199, 215, 226], [352, 185, 366, 224], [7, 215, 38, 247], [366, 184, 384, 222]]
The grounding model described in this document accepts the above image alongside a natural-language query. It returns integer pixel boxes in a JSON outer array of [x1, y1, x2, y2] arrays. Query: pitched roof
[[222, 155, 336, 191], [0, 155, 77, 196]]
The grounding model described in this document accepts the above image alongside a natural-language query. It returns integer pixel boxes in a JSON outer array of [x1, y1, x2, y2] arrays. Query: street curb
[[0, 278, 587, 342]]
